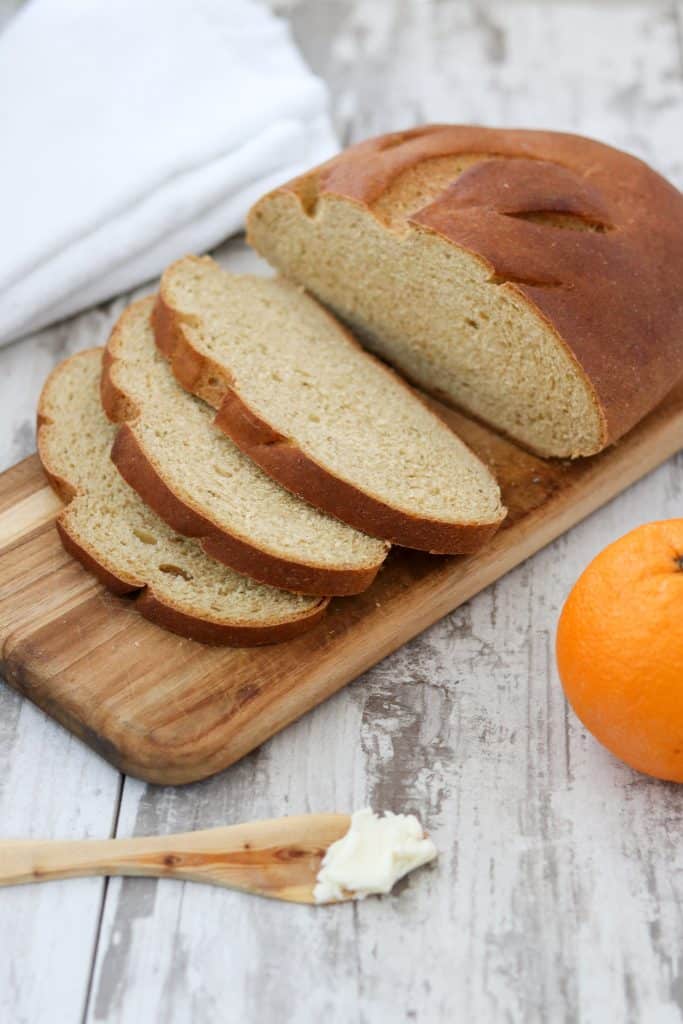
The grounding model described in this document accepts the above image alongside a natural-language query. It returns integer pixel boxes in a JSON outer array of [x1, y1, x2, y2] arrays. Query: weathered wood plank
[[0, 699, 121, 1024]]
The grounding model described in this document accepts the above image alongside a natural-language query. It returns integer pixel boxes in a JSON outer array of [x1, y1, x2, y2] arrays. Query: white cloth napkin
[[0, 0, 337, 345]]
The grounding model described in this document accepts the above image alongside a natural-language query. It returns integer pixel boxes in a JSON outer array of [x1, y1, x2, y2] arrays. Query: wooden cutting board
[[1, 388, 682, 785]]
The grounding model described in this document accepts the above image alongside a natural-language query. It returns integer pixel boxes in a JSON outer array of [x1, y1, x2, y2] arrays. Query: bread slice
[[101, 298, 387, 596], [247, 125, 683, 458], [37, 349, 328, 645], [153, 256, 505, 553]]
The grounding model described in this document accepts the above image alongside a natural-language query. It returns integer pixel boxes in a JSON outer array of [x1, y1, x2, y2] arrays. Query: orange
[[556, 520, 683, 782]]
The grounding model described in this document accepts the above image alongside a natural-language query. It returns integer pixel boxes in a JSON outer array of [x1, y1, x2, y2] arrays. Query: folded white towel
[[0, 0, 337, 345]]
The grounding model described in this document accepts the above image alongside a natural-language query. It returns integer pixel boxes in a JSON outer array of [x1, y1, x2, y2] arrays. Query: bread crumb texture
[[38, 350, 325, 630], [248, 126, 683, 457], [161, 258, 505, 530], [107, 298, 388, 573], [250, 187, 600, 458]]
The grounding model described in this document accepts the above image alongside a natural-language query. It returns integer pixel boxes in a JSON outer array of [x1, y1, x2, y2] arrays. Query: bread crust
[[248, 125, 683, 455], [37, 351, 329, 646], [102, 301, 385, 595], [59, 517, 328, 644], [152, 280, 505, 554]]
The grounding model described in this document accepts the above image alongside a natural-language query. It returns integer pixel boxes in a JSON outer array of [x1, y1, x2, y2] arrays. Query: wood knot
[[276, 846, 308, 862], [235, 684, 260, 708], [163, 853, 182, 868]]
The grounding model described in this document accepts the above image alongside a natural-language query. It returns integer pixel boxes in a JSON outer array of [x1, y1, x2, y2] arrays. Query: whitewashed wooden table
[[1, 2, 682, 1021]]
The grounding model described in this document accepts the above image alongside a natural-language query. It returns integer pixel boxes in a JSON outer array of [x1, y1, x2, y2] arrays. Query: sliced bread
[[247, 125, 683, 458], [102, 297, 388, 596], [153, 256, 505, 553], [37, 349, 328, 645]]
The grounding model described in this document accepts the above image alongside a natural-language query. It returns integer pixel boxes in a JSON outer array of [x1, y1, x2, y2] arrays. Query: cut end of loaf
[[248, 188, 605, 459]]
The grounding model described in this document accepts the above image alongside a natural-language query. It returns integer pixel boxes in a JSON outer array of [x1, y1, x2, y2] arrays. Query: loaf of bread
[[247, 125, 683, 458], [153, 256, 505, 553], [38, 350, 328, 645], [102, 297, 388, 595]]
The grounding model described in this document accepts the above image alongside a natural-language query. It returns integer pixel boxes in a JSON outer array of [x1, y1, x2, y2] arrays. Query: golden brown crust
[[152, 285, 506, 554], [250, 125, 683, 451], [130, 585, 327, 646], [103, 300, 384, 595], [37, 350, 329, 646]]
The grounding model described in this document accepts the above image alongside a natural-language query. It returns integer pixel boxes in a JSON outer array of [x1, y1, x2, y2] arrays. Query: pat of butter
[[314, 808, 437, 903]]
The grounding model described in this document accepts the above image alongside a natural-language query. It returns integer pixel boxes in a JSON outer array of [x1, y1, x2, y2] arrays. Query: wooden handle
[[0, 815, 350, 902], [0, 837, 147, 886]]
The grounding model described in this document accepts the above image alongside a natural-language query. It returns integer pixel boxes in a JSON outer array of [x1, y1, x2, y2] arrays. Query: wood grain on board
[[2, 385, 682, 785]]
